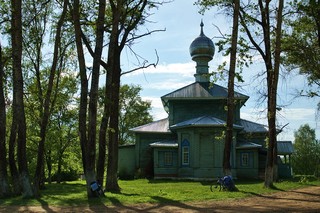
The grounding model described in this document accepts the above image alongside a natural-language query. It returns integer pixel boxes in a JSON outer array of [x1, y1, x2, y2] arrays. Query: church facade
[[118, 22, 293, 180]]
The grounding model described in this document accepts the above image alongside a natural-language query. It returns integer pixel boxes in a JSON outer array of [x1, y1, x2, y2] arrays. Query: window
[[241, 153, 249, 167], [181, 139, 190, 166], [164, 152, 173, 166]]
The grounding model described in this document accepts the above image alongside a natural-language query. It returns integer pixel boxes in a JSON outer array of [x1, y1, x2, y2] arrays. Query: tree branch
[[121, 49, 159, 76], [126, 28, 166, 44]]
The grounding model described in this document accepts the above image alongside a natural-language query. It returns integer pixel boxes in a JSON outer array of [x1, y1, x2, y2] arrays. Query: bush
[[51, 169, 79, 182]]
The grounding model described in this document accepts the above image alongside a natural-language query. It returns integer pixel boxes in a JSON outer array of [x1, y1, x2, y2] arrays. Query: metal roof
[[150, 140, 178, 148], [131, 117, 268, 134], [240, 119, 268, 133], [236, 141, 262, 149], [277, 141, 294, 155], [161, 82, 248, 113], [162, 82, 249, 100], [130, 118, 171, 133], [170, 115, 243, 129]]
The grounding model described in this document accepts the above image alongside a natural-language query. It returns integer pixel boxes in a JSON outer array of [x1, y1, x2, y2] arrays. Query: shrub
[[51, 169, 79, 182]]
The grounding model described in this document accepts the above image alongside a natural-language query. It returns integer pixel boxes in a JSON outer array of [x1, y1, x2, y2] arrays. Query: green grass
[[0, 178, 319, 207]]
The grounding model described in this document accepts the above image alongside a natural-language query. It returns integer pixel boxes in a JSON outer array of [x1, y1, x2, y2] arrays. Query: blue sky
[[121, 0, 319, 141]]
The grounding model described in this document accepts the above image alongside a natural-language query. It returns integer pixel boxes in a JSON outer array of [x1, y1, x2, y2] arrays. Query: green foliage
[[99, 84, 153, 145], [51, 169, 79, 182], [282, 0, 320, 96], [292, 124, 320, 177]]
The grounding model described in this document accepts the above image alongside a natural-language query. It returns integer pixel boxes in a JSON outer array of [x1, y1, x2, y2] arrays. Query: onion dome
[[189, 21, 215, 82], [189, 21, 215, 62]]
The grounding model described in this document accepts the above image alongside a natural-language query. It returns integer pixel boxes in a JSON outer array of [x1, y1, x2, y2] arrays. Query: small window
[[164, 152, 173, 166], [241, 153, 249, 166], [181, 139, 190, 166], [182, 147, 189, 165]]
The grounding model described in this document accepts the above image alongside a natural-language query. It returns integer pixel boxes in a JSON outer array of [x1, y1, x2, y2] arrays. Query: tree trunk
[[72, 0, 88, 173], [106, 72, 120, 192], [46, 150, 52, 184], [272, 0, 284, 183], [105, 1, 121, 192], [11, 0, 33, 198], [33, 0, 68, 197], [263, 0, 283, 188], [0, 42, 10, 198], [97, 111, 108, 187], [57, 153, 63, 184], [8, 119, 21, 195], [104, 43, 121, 191], [223, 0, 240, 177]]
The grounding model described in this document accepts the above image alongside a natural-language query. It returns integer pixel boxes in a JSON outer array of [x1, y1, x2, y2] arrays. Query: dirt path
[[1, 185, 319, 212]]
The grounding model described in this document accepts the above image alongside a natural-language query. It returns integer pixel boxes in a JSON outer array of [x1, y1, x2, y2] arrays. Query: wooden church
[[118, 22, 293, 180]]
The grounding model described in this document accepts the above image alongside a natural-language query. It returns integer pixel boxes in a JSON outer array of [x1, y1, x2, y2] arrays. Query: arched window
[[181, 139, 190, 166]]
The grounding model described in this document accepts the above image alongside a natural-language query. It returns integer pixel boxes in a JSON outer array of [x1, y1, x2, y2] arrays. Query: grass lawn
[[1, 178, 319, 207]]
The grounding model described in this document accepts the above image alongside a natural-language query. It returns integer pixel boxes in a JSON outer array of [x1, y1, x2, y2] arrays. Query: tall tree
[[238, 0, 284, 187], [223, 0, 240, 176], [104, 0, 158, 192], [11, 0, 33, 197], [197, 0, 285, 187], [72, 0, 88, 175], [33, 0, 69, 197], [0, 42, 10, 197], [72, 0, 106, 197]]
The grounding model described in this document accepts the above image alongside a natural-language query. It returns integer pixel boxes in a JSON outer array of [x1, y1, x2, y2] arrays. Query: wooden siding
[[153, 148, 178, 177], [169, 100, 226, 126], [135, 132, 175, 177], [236, 150, 259, 178], [118, 145, 136, 179]]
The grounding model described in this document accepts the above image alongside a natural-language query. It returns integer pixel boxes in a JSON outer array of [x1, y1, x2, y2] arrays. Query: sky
[[120, 0, 320, 142]]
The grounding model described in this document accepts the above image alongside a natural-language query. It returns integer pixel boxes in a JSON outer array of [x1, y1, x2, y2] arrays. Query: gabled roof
[[161, 82, 248, 113], [130, 118, 171, 133], [240, 119, 268, 133], [170, 115, 243, 130], [277, 141, 294, 155]]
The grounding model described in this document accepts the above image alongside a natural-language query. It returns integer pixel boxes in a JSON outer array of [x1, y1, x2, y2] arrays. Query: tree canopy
[[292, 124, 320, 177]]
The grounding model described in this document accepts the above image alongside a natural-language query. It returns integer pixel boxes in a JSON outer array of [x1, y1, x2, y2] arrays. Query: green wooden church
[[118, 22, 293, 180]]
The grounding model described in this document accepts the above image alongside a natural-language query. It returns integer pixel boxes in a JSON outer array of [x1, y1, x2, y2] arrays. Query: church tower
[[189, 21, 215, 82]]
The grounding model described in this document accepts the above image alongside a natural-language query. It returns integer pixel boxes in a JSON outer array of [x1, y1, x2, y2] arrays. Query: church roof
[[131, 117, 269, 134], [130, 118, 171, 133], [162, 82, 248, 100], [240, 119, 268, 133], [170, 115, 243, 130], [161, 82, 248, 112]]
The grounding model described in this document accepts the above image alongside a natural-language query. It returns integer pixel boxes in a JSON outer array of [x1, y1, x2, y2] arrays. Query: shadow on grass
[[36, 198, 54, 212], [107, 194, 208, 212], [239, 185, 320, 204]]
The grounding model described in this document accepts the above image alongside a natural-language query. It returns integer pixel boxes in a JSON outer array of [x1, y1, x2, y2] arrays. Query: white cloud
[[125, 62, 195, 77], [141, 96, 168, 120], [142, 96, 162, 108], [280, 108, 315, 121], [146, 79, 193, 91]]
